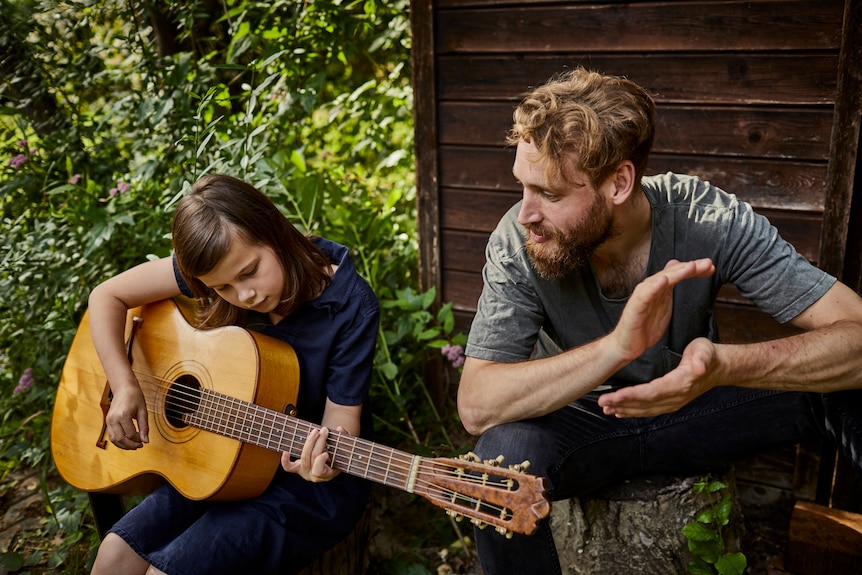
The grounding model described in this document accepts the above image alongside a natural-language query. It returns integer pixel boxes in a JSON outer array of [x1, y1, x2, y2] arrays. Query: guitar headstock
[[414, 452, 550, 537]]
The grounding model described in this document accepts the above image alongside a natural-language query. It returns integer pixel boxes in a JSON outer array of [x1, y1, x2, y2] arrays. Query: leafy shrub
[[0, 1, 466, 571]]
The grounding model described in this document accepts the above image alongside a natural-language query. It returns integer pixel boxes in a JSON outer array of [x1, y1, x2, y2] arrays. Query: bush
[[0, 1, 466, 571]]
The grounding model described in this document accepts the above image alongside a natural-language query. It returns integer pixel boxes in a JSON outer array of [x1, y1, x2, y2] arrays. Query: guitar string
[[133, 368, 520, 490], [126, 370, 522, 523], [132, 377, 518, 525]]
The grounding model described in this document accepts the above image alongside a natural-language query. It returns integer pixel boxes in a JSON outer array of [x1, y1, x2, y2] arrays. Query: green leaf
[[715, 552, 747, 575], [0, 552, 24, 571], [420, 288, 436, 309], [696, 509, 715, 524], [380, 362, 398, 380], [682, 522, 719, 542], [687, 539, 723, 564], [715, 494, 733, 526], [687, 558, 716, 575], [416, 328, 440, 341]]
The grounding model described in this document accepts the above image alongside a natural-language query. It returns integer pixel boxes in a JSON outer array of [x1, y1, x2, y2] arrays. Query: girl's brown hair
[[171, 174, 332, 328], [507, 67, 656, 189]]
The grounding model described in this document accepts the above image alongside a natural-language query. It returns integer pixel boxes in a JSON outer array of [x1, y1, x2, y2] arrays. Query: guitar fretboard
[[181, 388, 425, 493]]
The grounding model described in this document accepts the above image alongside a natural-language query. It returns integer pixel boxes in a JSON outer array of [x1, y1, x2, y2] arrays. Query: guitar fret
[[365, 443, 373, 479], [264, 409, 277, 450], [383, 448, 392, 486]]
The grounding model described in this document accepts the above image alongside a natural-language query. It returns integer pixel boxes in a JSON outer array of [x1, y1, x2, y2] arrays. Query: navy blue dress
[[109, 238, 379, 575]]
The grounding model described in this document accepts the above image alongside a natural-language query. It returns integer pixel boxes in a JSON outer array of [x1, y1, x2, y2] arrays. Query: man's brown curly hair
[[507, 68, 656, 189]]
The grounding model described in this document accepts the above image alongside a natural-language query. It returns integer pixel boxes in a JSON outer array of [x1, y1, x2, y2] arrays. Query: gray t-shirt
[[465, 172, 836, 385]]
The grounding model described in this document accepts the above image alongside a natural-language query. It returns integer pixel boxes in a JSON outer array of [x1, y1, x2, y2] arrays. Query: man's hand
[[599, 337, 719, 417], [610, 258, 715, 363]]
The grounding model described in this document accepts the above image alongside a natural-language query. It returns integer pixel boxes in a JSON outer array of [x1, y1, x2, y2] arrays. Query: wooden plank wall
[[411, 0, 862, 519], [412, 0, 858, 347]]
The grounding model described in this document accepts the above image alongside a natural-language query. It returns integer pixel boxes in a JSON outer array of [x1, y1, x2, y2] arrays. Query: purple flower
[[8, 154, 27, 169], [109, 181, 130, 196], [14, 368, 34, 395], [441, 344, 465, 369], [69, 173, 81, 185], [17, 139, 27, 148]]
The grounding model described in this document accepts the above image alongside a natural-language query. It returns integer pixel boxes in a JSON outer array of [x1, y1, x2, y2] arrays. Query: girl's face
[[197, 232, 286, 315]]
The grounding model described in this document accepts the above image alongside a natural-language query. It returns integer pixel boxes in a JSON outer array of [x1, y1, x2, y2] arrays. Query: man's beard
[[525, 194, 613, 279]]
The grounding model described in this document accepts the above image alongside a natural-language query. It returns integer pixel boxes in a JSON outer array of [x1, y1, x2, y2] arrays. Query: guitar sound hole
[[165, 374, 201, 428]]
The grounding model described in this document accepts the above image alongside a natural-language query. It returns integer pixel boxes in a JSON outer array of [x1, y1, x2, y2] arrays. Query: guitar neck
[[182, 387, 423, 493]]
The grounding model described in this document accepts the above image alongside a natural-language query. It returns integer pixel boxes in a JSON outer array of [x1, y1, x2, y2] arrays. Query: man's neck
[[590, 187, 653, 298]]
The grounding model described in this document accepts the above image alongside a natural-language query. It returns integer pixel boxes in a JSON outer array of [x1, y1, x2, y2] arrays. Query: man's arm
[[598, 281, 862, 418], [458, 258, 716, 435]]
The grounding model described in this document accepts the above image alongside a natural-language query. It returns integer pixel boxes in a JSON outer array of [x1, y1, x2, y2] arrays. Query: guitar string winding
[[128, 369, 520, 524]]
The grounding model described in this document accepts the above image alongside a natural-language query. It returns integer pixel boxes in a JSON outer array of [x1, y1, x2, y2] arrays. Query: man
[[458, 68, 862, 574]]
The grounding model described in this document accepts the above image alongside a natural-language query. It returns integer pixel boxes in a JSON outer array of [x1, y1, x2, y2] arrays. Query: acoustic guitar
[[51, 298, 550, 536]]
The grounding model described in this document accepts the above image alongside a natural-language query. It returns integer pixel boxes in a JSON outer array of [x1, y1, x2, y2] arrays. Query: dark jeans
[[472, 386, 862, 575]]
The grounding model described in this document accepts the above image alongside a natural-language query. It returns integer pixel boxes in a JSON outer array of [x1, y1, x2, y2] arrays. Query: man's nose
[[517, 194, 542, 226]]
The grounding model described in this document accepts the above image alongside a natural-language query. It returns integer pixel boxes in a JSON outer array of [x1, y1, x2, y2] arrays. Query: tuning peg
[[471, 518, 488, 529], [509, 460, 531, 473], [446, 510, 464, 522], [483, 455, 505, 467], [460, 452, 480, 463], [495, 525, 513, 539]]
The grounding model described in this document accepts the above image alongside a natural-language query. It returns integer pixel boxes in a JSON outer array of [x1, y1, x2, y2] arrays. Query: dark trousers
[[472, 386, 862, 575]]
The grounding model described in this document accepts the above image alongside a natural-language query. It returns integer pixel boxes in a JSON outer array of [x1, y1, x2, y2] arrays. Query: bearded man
[[458, 68, 862, 575]]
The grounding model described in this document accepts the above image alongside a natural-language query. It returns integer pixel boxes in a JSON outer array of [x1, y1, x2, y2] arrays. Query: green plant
[[1, 1, 469, 572], [682, 476, 747, 575]]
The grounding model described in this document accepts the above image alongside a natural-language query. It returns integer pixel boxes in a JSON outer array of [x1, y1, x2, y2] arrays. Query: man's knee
[[473, 419, 557, 477]]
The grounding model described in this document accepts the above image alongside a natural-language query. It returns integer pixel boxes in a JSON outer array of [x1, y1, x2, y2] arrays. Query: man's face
[[513, 140, 615, 279]]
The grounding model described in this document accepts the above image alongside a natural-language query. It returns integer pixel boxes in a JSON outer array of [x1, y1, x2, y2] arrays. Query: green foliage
[[1, 1, 467, 572], [682, 476, 747, 575]]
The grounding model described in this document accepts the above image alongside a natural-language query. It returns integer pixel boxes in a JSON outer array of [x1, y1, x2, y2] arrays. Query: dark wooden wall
[[410, 0, 862, 518]]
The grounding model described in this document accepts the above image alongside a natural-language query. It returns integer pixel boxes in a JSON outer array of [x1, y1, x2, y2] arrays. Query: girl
[[88, 174, 379, 575]]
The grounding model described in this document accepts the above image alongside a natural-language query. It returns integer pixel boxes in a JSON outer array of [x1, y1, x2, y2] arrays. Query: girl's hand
[[281, 426, 342, 482], [105, 383, 149, 449]]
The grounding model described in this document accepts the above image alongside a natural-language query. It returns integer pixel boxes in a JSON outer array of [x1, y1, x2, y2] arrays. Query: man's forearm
[[720, 319, 862, 393], [458, 335, 628, 435]]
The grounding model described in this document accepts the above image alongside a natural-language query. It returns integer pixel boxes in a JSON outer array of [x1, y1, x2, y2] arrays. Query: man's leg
[[471, 397, 643, 575], [471, 387, 828, 575]]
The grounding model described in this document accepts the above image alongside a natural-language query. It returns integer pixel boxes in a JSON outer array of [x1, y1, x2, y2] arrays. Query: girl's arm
[[87, 257, 183, 449], [281, 399, 362, 482]]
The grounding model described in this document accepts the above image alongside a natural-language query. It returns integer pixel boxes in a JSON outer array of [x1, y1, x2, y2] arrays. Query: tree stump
[[551, 473, 742, 575]]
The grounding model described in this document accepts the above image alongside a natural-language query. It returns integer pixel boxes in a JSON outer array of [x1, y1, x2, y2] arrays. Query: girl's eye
[[241, 266, 257, 279]]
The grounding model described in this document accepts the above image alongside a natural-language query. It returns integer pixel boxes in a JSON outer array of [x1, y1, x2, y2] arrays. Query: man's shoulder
[[642, 172, 739, 211]]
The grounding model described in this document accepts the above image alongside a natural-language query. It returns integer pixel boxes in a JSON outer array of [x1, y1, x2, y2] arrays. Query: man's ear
[[610, 161, 636, 205]]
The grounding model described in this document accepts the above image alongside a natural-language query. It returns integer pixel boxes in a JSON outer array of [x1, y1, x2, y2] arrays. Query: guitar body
[[51, 298, 300, 501]]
